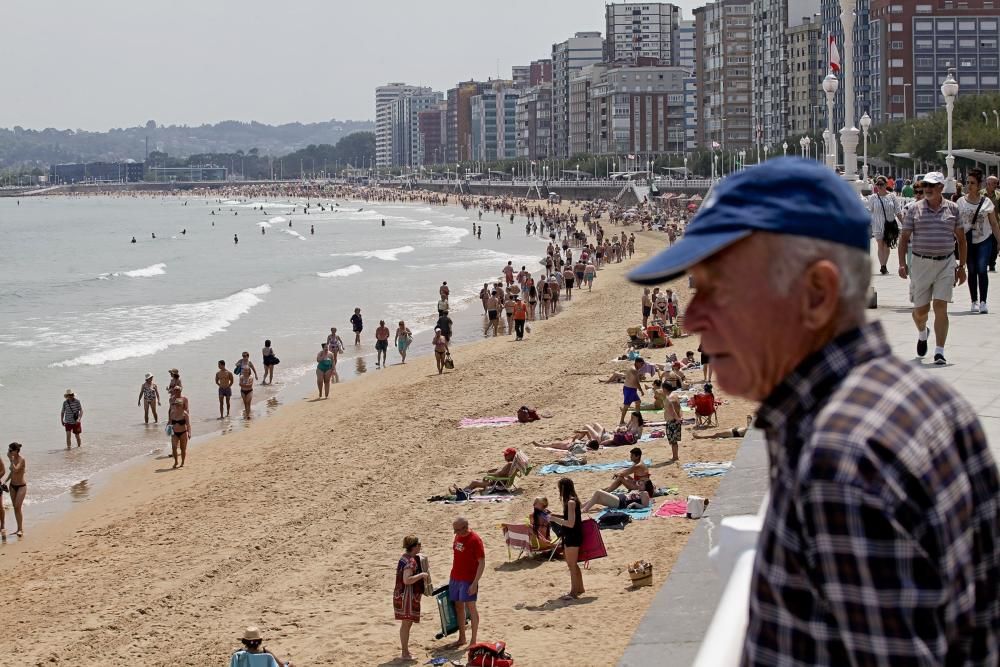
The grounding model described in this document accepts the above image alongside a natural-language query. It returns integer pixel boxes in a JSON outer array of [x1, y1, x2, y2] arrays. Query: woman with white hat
[[137, 373, 161, 424], [228, 626, 290, 667]]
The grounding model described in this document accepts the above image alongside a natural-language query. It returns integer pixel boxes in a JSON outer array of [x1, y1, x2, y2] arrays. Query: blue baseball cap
[[628, 158, 870, 284]]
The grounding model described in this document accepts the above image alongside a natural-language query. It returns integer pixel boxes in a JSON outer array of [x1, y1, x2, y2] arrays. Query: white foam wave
[[49, 285, 271, 368], [280, 229, 307, 241], [98, 263, 167, 280], [332, 245, 415, 261], [269, 216, 289, 224], [317, 264, 363, 279]]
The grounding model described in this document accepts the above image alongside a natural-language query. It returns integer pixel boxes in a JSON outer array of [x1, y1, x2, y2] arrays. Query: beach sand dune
[[2, 230, 746, 666]]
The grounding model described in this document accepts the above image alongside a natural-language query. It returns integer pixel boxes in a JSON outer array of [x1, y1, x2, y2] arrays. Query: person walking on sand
[[327, 327, 345, 365], [61, 389, 83, 449], [0, 453, 5, 540], [641, 288, 652, 328], [167, 387, 190, 468], [215, 360, 234, 419], [394, 534, 430, 661], [513, 296, 528, 340], [261, 339, 279, 385], [350, 307, 363, 345], [238, 365, 254, 418], [433, 328, 450, 374], [375, 320, 390, 368], [664, 386, 683, 462], [234, 353, 258, 382], [316, 343, 335, 398], [394, 321, 412, 364], [449, 517, 485, 647], [620, 359, 646, 424], [548, 478, 584, 600], [484, 291, 500, 337], [137, 373, 161, 424], [5, 443, 26, 538]]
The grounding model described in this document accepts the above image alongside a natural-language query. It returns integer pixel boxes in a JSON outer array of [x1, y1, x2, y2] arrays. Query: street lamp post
[[860, 111, 872, 184], [941, 68, 959, 194], [782, 142, 788, 157], [994, 109, 1000, 129], [739, 150, 746, 170], [822, 72, 839, 170], [799, 137, 806, 157], [803, 136, 811, 160], [903, 82, 911, 120], [838, 0, 861, 181]]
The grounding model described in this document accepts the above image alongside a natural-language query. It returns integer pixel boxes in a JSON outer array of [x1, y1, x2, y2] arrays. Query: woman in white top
[[958, 169, 1000, 313], [865, 176, 902, 275]]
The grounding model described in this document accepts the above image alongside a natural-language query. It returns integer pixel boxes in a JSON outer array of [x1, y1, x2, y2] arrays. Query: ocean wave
[[280, 229, 307, 241], [49, 285, 271, 368], [317, 264, 363, 278], [98, 263, 167, 280], [332, 245, 415, 261]]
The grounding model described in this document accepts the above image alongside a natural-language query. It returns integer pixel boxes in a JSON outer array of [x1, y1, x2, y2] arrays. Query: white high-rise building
[[552, 31, 604, 158], [390, 91, 444, 168], [375, 83, 431, 168], [605, 2, 682, 65]]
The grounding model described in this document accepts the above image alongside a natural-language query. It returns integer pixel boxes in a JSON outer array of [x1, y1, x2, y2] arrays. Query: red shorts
[[64, 422, 82, 434]]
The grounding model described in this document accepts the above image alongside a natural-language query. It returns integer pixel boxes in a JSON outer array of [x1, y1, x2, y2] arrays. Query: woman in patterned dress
[[394, 535, 429, 661]]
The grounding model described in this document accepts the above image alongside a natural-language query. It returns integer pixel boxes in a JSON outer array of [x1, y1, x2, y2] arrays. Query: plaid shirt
[[743, 322, 999, 666]]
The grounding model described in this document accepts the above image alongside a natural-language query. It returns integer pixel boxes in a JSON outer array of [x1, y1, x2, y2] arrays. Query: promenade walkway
[[620, 246, 1000, 666]]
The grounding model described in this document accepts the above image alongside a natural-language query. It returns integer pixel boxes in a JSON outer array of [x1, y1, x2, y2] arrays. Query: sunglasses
[[914, 190, 924, 194]]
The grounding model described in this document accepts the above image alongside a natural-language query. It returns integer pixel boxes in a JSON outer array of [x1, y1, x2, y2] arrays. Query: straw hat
[[241, 626, 263, 642], [64, 389, 75, 397], [168, 368, 180, 375], [144, 372, 153, 380]]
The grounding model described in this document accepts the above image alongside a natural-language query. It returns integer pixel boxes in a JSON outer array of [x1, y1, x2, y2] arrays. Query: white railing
[[692, 493, 769, 667]]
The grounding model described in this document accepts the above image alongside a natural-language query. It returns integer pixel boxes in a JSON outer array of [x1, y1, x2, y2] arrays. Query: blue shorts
[[449, 580, 478, 602], [623, 386, 640, 406]]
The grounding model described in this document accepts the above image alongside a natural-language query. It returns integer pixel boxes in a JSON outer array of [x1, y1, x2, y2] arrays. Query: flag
[[711, 141, 720, 149], [829, 35, 841, 73], [627, 154, 636, 160]]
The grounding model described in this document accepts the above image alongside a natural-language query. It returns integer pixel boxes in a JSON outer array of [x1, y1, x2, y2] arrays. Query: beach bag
[[444, 353, 455, 370], [877, 196, 900, 248], [686, 495, 709, 519], [516, 406, 540, 423], [164, 424, 173, 437], [598, 510, 632, 529], [468, 641, 513, 667]]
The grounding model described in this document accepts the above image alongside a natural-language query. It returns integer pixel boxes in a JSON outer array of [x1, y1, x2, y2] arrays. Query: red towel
[[654, 499, 689, 518]]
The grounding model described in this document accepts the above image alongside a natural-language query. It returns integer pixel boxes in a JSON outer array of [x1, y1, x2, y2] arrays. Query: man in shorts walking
[[620, 358, 646, 424], [215, 360, 234, 419], [350, 307, 363, 345], [664, 385, 683, 462], [898, 172, 967, 365], [374, 320, 390, 368], [449, 517, 485, 647], [61, 389, 83, 449]]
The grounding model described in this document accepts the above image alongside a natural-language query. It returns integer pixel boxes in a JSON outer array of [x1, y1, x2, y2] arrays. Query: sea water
[[0, 194, 545, 517]]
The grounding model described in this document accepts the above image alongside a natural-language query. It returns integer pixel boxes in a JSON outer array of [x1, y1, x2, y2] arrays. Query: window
[[983, 57, 999, 68], [983, 75, 999, 85], [938, 39, 954, 49], [960, 75, 977, 85], [891, 41, 903, 50], [960, 57, 977, 68], [915, 38, 933, 49], [958, 21, 976, 31], [890, 22, 902, 32], [960, 38, 976, 48], [916, 93, 934, 104], [937, 20, 954, 30], [891, 95, 903, 103], [915, 4, 932, 11], [891, 76, 904, 85], [916, 76, 934, 85], [983, 39, 998, 49], [983, 21, 998, 31], [890, 3, 903, 11], [916, 57, 934, 68], [915, 21, 932, 31], [890, 58, 904, 68]]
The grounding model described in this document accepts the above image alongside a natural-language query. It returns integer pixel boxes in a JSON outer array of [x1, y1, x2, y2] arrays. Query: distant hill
[[0, 119, 375, 168]]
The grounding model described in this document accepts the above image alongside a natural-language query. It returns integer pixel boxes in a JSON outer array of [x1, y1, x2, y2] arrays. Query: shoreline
[[3, 198, 753, 666]]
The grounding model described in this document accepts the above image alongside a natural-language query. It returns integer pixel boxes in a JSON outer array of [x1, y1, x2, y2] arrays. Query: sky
[[0, 0, 704, 131]]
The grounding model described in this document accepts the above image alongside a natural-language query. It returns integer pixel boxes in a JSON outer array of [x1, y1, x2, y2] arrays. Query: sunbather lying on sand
[[692, 415, 753, 439], [535, 412, 644, 450], [581, 480, 654, 512]]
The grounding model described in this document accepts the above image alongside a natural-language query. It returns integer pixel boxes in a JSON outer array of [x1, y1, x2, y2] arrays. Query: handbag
[[444, 353, 455, 370], [877, 195, 900, 249], [165, 424, 173, 436]]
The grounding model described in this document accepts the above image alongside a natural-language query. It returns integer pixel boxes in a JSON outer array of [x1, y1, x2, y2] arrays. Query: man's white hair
[[766, 234, 871, 322]]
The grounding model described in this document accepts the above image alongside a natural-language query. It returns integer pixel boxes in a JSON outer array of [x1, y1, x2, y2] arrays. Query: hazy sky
[[1, 0, 704, 131]]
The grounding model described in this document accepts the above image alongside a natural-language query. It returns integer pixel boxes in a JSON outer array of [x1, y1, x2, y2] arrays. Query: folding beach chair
[[484, 450, 532, 493], [501, 521, 562, 561], [432, 584, 473, 640], [693, 392, 719, 427]]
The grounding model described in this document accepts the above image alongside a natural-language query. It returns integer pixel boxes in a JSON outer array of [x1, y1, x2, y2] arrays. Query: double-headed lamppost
[[941, 68, 959, 195], [860, 111, 872, 184], [803, 136, 811, 159], [782, 141, 788, 157], [799, 137, 807, 157], [822, 72, 839, 170], [739, 150, 746, 170], [837, 0, 861, 181]]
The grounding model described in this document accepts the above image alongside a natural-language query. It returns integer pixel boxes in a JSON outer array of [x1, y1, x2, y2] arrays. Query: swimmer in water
[[381, 219, 386, 227], [151, 233, 156, 239], [261, 226, 265, 235], [310, 225, 314, 235], [131, 236, 137, 244], [234, 234, 239, 244]]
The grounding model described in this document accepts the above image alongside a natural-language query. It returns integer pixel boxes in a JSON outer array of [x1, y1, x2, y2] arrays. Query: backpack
[[598, 511, 633, 529], [516, 406, 540, 423], [468, 641, 514, 667]]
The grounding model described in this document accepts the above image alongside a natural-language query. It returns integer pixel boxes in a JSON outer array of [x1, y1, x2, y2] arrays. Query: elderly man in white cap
[[629, 158, 998, 666], [898, 170, 966, 365], [137, 372, 161, 424]]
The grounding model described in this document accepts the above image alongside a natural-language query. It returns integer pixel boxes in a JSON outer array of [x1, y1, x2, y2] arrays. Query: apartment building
[[515, 84, 553, 159], [552, 31, 605, 158], [786, 14, 824, 136], [605, 2, 682, 65], [695, 0, 754, 150], [375, 83, 431, 167], [589, 65, 688, 155]]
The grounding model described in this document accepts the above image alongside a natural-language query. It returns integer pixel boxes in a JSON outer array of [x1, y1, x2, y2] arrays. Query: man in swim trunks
[[664, 385, 683, 462], [641, 288, 653, 328], [620, 359, 646, 425], [483, 291, 500, 337], [61, 389, 83, 449], [502, 261, 515, 286], [375, 320, 391, 368], [350, 307, 363, 345], [215, 360, 234, 419], [605, 447, 650, 492]]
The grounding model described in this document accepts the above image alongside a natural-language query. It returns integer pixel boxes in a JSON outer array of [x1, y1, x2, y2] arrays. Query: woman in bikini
[[5, 443, 25, 538], [238, 365, 254, 418], [316, 343, 335, 398], [432, 328, 449, 374], [580, 480, 654, 513], [167, 388, 190, 468]]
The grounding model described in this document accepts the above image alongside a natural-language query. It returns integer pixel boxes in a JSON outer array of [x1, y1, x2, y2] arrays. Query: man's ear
[[800, 260, 841, 331]]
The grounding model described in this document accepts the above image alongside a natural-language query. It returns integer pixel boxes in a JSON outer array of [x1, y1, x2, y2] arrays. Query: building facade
[[752, 0, 821, 146], [375, 83, 431, 167], [530, 59, 553, 86], [605, 2, 682, 65], [50, 161, 145, 183], [417, 105, 447, 166], [568, 64, 611, 155], [552, 31, 605, 158], [868, 0, 1000, 124], [512, 66, 531, 89], [515, 84, 553, 159], [446, 80, 492, 163], [786, 14, 824, 137], [695, 0, 754, 150], [389, 91, 444, 167], [589, 65, 688, 155], [470, 83, 521, 161]]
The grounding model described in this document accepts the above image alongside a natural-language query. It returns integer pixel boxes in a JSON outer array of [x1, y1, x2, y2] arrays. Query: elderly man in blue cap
[[630, 158, 999, 666]]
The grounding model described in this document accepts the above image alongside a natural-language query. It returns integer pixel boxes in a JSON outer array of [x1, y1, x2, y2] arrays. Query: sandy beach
[[1, 212, 751, 666]]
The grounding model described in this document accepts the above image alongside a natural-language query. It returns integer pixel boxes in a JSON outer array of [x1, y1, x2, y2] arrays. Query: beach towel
[[430, 494, 515, 504], [653, 486, 678, 497], [654, 499, 689, 518], [639, 433, 664, 442], [537, 458, 652, 476], [459, 416, 518, 428], [597, 506, 652, 521], [682, 461, 733, 478]]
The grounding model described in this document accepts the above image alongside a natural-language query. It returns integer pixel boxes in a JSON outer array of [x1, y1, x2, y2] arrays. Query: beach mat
[[683, 461, 733, 478], [429, 494, 515, 504], [537, 458, 652, 476], [459, 416, 518, 428], [654, 499, 689, 518], [597, 506, 652, 521], [653, 486, 678, 497]]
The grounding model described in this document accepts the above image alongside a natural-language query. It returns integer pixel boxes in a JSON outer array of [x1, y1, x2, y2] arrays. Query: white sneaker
[[972, 302, 980, 313], [980, 302, 989, 314]]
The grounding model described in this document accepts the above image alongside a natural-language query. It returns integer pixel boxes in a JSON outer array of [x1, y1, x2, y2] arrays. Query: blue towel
[[537, 458, 653, 476], [682, 461, 733, 478], [597, 506, 653, 521]]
